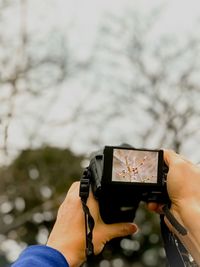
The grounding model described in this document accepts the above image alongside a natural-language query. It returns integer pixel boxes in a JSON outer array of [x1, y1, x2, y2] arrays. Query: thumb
[[105, 222, 138, 241]]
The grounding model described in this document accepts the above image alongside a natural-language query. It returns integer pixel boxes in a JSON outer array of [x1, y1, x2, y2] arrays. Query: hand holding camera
[[79, 145, 200, 266], [46, 146, 200, 267], [47, 182, 137, 267], [13, 146, 200, 267], [149, 150, 200, 264]]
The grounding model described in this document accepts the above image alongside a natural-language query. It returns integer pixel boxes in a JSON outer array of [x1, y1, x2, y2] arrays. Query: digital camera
[[88, 145, 169, 224]]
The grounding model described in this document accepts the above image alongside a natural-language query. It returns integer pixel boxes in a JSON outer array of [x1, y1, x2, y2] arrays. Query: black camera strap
[[162, 205, 187, 235], [161, 207, 198, 267], [160, 215, 187, 267], [162, 205, 187, 236], [79, 168, 95, 260]]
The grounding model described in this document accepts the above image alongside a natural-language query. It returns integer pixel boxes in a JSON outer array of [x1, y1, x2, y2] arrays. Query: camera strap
[[162, 205, 187, 236], [161, 206, 197, 267], [160, 215, 187, 267], [79, 168, 95, 260]]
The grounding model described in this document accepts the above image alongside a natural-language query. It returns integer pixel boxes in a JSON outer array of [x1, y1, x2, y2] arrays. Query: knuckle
[[70, 181, 80, 190], [174, 158, 186, 168]]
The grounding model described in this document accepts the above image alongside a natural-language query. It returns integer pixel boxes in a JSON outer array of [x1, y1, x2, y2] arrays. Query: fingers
[[163, 149, 178, 166], [67, 181, 80, 195], [105, 222, 138, 241], [147, 202, 159, 212], [164, 149, 193, 166], [147, 203, 164, 214], [61, 181, 80, 205]]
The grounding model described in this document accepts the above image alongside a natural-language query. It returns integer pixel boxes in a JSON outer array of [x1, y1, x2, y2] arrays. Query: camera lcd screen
[[112, 149, 158, 183]]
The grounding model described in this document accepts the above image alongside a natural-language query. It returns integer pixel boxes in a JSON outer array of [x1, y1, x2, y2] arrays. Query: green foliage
[[0, 146, 84, 263], [0, 146, 166, 267]]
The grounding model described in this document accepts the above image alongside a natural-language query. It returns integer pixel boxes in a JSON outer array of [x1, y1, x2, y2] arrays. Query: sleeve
[[11, 245, 69, 267]]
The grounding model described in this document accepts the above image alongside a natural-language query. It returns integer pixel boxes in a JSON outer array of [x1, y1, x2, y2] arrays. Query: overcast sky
[[26, 0, 200, 50], [2, 0, 200, 164]]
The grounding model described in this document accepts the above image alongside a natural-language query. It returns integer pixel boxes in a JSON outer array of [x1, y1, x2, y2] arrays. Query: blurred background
[[1, 0, 200, 266]]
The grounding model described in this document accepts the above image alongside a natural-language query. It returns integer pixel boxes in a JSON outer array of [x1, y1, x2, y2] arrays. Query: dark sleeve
[[11, 245, 69, 267]]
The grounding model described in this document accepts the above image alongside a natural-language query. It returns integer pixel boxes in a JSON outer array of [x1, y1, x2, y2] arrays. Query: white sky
[[27, 0, 200, 52], [2, 0, 200, 165]]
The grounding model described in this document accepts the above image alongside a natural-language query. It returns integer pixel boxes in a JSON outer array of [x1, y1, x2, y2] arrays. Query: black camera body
[[88, 145, 169, 224]]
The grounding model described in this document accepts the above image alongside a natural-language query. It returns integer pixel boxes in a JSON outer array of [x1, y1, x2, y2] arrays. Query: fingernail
[[128, 223, 138, 233]]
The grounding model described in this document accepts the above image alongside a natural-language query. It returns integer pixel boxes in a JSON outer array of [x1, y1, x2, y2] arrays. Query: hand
[[47, 182, 138, 267], [148, 149, 200, 263], [149, 150, 200, 229]]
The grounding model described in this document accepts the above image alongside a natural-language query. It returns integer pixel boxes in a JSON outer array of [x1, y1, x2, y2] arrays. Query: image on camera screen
[[112, 149, 158, 183]]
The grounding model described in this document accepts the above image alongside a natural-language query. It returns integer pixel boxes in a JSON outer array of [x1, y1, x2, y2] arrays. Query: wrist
[[47, 241, 85, 267], [174, 197, 200, 227]]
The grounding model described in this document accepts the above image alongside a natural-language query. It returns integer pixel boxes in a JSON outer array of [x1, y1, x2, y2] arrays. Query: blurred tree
[[62, 11, 200, 156], [2, 2, 200, 159], [1, 2, 200, 267], [0, 0, 86, 162], [0, 146, 84, 265], [0, 0, 54, 154]]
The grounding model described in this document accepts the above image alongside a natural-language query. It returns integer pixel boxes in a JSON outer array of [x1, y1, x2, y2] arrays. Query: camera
[[88, 145, 169, 224], [80, 145, 189, 266]]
